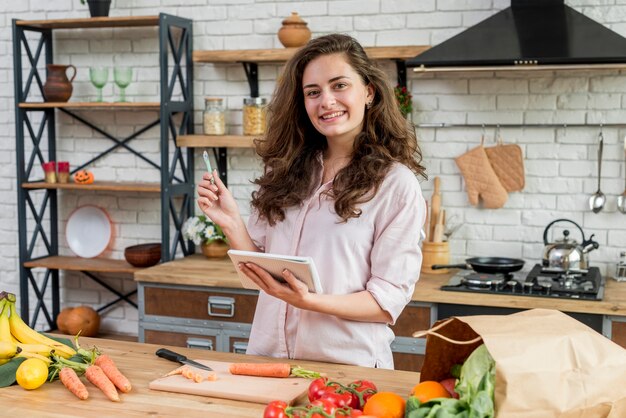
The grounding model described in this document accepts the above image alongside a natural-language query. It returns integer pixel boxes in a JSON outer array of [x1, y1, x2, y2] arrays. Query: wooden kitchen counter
[[135, 255, 626, 317], [2, 337, 418, 417]]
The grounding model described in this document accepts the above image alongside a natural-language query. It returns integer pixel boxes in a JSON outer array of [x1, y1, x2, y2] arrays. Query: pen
[[202, 150, 215, 184]]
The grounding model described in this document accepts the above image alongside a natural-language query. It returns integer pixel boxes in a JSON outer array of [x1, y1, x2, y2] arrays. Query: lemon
[[16, 358, 49, 390]]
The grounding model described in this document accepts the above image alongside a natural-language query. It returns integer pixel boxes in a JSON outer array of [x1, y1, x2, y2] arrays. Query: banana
[[16, 343, 55, 357], [0, 358, 9, 365], [0, 300, 19, 344], [0, 341, 20, 359], [8, 302, 76, 359], [16, 350, 52, 365]]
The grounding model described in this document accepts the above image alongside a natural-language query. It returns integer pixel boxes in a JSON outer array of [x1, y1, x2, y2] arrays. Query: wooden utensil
[[432, 209, 445, 243], [429, 177, 441, 241]]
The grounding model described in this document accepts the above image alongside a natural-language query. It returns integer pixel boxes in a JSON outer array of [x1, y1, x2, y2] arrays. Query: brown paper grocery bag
[[414, 309, 626, 418]]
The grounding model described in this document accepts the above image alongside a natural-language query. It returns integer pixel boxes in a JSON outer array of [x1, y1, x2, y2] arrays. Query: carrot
[[59, 367, 89, 400], [85, 365, 120, 402], [229, 362, 292, 378], [94, 354, 132, 393], [229, 363, 322, 378]]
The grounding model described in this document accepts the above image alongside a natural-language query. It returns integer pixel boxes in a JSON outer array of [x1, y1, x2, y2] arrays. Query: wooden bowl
[[124, 243, 161, 268]]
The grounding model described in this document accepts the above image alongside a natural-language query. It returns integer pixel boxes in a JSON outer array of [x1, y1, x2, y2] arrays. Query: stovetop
[[440, 264, 605, 301]]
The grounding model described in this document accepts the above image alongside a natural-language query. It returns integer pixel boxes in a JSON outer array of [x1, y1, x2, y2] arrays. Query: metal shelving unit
[[12, 14, 194, 328]]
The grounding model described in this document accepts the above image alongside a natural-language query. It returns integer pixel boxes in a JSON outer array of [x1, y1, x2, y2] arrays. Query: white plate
[[66, 205, 112, 258]]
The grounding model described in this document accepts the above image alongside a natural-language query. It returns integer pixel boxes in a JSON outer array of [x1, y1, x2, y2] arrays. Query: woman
[[197, 34, 427, 368]]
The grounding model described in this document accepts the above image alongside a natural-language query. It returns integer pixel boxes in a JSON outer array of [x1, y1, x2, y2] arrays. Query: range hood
[[406, 0, 626, 71]]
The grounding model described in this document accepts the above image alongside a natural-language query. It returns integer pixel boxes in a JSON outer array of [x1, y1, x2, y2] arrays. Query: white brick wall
[[1, 1, 626, 334]]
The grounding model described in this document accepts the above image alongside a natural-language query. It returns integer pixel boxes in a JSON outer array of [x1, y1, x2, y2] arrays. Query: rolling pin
[[429, 177, 441, 241]]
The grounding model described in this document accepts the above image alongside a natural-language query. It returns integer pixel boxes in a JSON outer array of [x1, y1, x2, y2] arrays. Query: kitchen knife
[[155, 348, 214, 371]]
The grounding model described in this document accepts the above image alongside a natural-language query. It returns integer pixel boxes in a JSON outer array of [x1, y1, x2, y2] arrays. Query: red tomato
[[348, 379, 378, 409], [320, 390, 353, 408], [263, 400, 287, 418], [310, 398, 338, 415], [308, 377, 330, 402]]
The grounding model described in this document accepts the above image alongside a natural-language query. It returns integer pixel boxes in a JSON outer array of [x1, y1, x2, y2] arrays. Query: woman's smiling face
[[302, 53, 374, 144]]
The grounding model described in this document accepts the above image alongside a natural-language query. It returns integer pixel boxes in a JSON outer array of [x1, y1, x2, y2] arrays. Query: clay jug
[[277, 12, 311, 48], [43, 64, 76, 102]]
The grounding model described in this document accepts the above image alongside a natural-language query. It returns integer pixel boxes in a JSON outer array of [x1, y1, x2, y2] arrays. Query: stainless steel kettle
[[542, 219, 599, 271]]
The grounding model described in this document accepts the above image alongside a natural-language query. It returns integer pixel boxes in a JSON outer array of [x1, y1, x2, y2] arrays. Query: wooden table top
[[134, 255, 626, 317], [2, 337, 419, 417]]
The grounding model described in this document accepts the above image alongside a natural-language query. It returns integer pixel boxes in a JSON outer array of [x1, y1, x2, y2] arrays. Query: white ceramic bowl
[[66, 205, 112, 258]]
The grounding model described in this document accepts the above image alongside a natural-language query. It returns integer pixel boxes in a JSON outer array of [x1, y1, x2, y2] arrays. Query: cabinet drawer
[[228, 337, 249, 354], [393, 352, 425, 373], [144, 329, 217, 349], [391, 303, 432, 337], [611, 320, 626, 349], [144, 287, 258, 323]]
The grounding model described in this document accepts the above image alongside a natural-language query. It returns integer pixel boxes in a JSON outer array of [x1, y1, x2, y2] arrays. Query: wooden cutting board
[[148, 360, 310, 405]]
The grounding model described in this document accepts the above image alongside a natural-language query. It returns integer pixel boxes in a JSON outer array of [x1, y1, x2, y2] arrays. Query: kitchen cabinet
[[609, 316, 626, 348], [179, 45, 428, 186], [12, 14, 194, 328], [138, 282, 258, 353]]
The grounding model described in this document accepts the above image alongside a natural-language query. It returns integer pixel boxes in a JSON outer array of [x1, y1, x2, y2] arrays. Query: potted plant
[[80, 0, 112, 18], [394, 84, 413, 119], [182, 215, 229, 258]]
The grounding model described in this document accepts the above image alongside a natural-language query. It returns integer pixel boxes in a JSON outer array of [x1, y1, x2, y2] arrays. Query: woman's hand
[[238, 262, 311, 308], [197, 170, 240, 231]]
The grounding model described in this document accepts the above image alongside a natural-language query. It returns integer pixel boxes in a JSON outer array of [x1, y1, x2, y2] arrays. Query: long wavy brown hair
[[251, 34, 426, 225]]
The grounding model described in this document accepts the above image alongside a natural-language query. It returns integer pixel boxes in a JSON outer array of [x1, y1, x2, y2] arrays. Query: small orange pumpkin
[[74, 170, 94, 184]]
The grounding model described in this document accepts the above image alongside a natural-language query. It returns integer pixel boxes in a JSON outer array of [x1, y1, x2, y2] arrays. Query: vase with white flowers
[[182, 215, 229, 258]]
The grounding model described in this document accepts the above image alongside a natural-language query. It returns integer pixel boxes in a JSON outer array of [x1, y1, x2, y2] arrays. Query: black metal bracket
[[212, 147, 228, 187], [396, 60, 407, 88], [80, 271, 139, 312], [242, 62, 259, 98]]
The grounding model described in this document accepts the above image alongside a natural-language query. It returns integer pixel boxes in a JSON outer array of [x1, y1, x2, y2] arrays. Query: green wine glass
[[114, 66, 132, 102], [89, 67, 109, 102]]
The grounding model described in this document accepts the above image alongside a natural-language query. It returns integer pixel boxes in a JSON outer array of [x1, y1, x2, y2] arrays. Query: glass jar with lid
[[242, 97, 267, 136], [203, 97, 226, 135], [616, 251, 626, 282]]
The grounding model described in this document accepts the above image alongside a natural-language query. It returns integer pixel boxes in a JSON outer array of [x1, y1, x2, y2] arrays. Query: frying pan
[[432, 257, 525, 274]]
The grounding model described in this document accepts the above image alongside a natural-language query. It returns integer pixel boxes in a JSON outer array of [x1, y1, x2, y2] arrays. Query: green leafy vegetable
[[0, 358, 26, 388], [405, 344, 495, 418]]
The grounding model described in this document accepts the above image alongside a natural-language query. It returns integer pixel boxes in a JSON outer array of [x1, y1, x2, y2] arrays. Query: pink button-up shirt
[[245, 161, 426, 369]]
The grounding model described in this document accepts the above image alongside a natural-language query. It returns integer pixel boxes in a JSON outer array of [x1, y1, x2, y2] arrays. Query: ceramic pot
[[43, 64, 76, 102], [87, 0, 111, 17], [201, 241, 229, 259], [277, 12, 311, 48]]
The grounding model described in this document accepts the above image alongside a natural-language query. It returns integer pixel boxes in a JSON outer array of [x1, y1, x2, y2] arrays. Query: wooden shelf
[[19, 102, 160, 110], [194, 45, 429, 63], [412, 63, 626, 73], [15, 15, 160, 30], [22, 181, 161, 192], [176, 135, 256, 148], [24, 256, 141, 274]]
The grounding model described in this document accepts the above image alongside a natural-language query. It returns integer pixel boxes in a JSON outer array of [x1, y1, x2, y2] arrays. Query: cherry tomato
[[263, 400, 287, 418], [348, 379, 378, 409], [310, 398, 338, 415], [308, 377, 330, 402], [320, 390, 353, 409]]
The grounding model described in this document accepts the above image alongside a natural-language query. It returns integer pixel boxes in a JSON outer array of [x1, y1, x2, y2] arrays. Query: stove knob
[[506, 280, 519, 293], [539, 282, 552, 295], [491, 279, 504, 291], [523, 282, 534, 294]]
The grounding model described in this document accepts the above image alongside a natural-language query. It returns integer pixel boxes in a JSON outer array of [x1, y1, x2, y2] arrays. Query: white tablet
[[227, 249, 323, 294]]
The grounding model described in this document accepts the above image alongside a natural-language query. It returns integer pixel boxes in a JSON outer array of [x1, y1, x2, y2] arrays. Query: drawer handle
[[186, 337, 213, 350], [208, 296, 235, 318], [232, 341, 248, 354]]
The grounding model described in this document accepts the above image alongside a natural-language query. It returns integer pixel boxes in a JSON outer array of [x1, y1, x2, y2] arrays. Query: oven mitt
[[485, 138, 525, 192], [455, 145, 508, 209]]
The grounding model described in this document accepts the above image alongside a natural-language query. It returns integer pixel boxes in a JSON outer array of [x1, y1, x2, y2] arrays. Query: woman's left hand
[[238, 262, 310, 308]]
